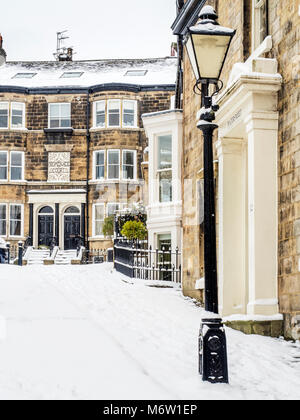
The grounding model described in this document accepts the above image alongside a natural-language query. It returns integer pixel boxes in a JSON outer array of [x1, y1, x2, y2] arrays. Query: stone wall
[[268, 0, 300, 339], [180, 0, 300, 338]]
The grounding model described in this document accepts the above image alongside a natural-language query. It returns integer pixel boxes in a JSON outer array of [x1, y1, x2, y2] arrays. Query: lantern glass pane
[[185, 36, 200, 81], [192, 34, 231, 79]]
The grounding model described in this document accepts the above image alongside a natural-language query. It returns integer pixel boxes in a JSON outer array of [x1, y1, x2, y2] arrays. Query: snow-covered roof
[[0, 57, 177, 90]]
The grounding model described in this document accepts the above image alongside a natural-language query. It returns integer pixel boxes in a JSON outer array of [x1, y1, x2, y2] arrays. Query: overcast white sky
[[0, 0, 177, 62]]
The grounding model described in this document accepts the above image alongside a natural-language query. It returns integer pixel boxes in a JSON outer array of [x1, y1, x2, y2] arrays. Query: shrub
[[102, 216, 114, 237], [121, 220, 147, 241]]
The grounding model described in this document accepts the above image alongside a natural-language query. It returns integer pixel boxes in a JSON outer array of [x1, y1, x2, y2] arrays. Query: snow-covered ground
[[0, 263, 299, 400]]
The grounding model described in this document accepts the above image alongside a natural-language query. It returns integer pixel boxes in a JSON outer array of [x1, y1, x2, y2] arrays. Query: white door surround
[[213, 58, 282, 317], [27, 190, 86, 249]]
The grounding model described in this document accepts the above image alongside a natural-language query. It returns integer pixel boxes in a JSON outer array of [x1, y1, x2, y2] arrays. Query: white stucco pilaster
[[246, 112, 279, 315], [216, 137, 247, 316]]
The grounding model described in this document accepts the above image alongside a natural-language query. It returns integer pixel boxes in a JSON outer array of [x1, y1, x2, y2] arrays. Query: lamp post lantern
[[184, 5, 236, 314], [184, 6, 236, 384]]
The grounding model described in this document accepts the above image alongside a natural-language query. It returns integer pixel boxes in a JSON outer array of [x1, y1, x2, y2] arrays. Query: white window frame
[[10, 102, 26, 130], [107, 149, 120, 180], [156, 134, 173, 204], [252, 0, 268, 51], [9, 203, 23, 238], [0, 151, 8, 181], [10, 151, 24, 182], [93, 100, 106, 128], [0, 203, 7, 237], [48, 103, 72, 129], [122, 100, 138, 128], [0, 102, 9, 130], [122, 149, 137, 181], [92, 203, 105, 238], [107, 100, 121, 128], [93, 150, 105, 181]]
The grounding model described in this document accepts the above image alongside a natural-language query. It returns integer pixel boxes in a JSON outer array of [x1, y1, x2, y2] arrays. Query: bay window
[[49, 103, 71, 128], [108, 100, 121, 127], [93, 204, 105, 237], [93, 99, 138, 129], [9, 204, 22, 237], [123, 100, 137, 127], [157, 135, 172, 203], [95, 101, 106, 128], [94, 151, 105, 180], [0, 204, 6, 237], [107, 150, 120, 180], [122, 150, 136, 180], [0, 152, 8, 180]]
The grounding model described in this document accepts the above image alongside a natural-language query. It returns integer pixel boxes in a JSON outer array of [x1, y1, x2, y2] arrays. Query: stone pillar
[[246, 112, 279, 316], [216, 137, 247, 316]]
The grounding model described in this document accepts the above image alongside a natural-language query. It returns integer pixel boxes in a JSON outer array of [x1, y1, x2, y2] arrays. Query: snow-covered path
[[0, 264, 299, 400]]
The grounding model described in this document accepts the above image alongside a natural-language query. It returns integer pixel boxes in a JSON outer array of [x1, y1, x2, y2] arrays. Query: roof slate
[[0, 57, 177, 89]]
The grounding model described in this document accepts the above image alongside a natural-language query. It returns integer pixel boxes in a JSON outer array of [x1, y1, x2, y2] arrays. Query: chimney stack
[[0, 34, 7, 66]]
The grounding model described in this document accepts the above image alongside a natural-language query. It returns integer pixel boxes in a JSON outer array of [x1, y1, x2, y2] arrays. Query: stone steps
[[54, 250, 77, 265], [27, 249, 50, 265]]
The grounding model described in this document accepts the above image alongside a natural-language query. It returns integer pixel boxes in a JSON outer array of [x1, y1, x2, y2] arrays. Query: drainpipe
[[86, 90, 91, 250], [175, 1, 184, 109]]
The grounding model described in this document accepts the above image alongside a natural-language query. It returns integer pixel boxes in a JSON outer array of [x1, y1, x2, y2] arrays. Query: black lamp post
[[184, 5, 236, 314]]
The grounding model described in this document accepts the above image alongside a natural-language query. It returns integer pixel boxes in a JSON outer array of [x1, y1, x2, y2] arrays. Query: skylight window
[[12, 73, 37, 79], [61, 72, 84, 79], [125, 70, 148, 77]]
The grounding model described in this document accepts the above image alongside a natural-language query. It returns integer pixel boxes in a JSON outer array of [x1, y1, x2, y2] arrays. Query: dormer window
[[48, 103, 71, 128], [12, 73, 36, 79], [125, 70, 148, 77], [61, 72, 84, 78]]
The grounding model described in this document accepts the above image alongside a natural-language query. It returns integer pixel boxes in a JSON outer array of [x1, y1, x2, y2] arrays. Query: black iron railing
[[114, 239, 182, 283], [82, 249, 108, 265]]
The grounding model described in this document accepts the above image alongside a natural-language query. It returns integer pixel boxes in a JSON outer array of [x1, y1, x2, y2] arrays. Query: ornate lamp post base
[[199, 318, 229, 384]]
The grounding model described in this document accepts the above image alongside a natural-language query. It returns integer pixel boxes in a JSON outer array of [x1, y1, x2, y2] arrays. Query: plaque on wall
[[48, 152, 70, 182]]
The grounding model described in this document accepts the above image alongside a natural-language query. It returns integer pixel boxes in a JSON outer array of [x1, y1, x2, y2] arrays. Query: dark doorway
[[38, 206, 54, 247], [64, 206, 81, 250]]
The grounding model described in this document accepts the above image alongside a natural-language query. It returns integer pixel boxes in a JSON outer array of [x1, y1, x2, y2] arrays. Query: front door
[[38, 215, 54, 247], [64, 215, 80, 250]]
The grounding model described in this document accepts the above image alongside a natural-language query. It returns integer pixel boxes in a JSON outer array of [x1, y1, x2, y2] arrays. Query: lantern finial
[[199, 5, 218, 22]]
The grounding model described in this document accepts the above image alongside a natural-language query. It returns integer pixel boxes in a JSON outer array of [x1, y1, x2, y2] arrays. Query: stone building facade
[[0, 45, 176, 253], [172, 0, 300, 339]]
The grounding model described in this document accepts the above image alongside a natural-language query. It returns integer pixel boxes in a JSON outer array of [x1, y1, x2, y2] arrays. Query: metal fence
[[82, 249, 113, 265], [1, 243, 25, 265], [114, 239, 182, 283]]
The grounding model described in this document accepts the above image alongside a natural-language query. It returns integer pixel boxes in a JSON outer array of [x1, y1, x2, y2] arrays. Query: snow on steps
[[26, 249, 50, 265], [54, 250, 78, 265]]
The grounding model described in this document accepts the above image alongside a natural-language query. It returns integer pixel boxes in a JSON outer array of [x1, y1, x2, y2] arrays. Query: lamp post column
[[197, 115, 218, 314]]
